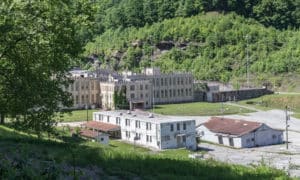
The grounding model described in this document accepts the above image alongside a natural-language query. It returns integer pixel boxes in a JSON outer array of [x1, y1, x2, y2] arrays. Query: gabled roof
[[80, 129, 99, 138], [202, 117, 263, 136], [82, 121, 120, 132]]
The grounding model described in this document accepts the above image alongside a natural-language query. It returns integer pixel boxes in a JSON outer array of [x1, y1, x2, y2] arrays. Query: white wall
[[160, 121, 196, 150], [241, 125, 283, 148]]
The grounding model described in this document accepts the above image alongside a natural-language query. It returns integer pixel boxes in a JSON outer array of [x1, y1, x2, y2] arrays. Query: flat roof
[[94, 110, 194, 124]]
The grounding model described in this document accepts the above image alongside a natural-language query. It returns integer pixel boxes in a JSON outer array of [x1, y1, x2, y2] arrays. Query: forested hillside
[[83, 0, 300, 87]]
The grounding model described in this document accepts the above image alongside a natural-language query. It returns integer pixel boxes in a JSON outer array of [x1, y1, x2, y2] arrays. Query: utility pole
[[245, 35, 250, 88], [285, 105, 290, 150]]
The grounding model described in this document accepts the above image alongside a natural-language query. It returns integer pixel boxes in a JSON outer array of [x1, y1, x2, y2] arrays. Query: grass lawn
[[0, 125, 289, 179], [151, 102, 253, 116], [238, 94, 300, 119], [61, 109, 99, 122]]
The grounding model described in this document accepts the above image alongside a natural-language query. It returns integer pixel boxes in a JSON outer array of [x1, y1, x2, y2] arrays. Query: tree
[[0, 0, 87, 135]]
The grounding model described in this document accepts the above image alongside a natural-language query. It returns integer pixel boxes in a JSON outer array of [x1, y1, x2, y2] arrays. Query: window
[[170, 124, 174, 131], [140, 85, 143, 90], [183, 123, 186, 130], [162, 136, 170, 142], [126, 131, 131, 138], [177, 123, 180, 131], [161, 79, 163, 86], [130, 85, 135, 91], [145, 93, 148, 98], [146, 123, 152, 130], [146, 135, 152, 142], [145, 84, 148, 90], [140, 94, 143, 98], [182, 136, 186, 143], [107, 116, 110, 122], [272, 134, 277, 139], [116, 117, 121, 125], [135, 133, 141, 140], [100, 138, 104, 141], [130, 93, 135, 98], [125, 119, 130, 126], [135, 120, 141, 128]]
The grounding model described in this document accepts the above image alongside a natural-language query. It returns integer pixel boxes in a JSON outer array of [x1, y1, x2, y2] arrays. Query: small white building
[[196, 117, 283, 148], [93, 110, 197, 150]]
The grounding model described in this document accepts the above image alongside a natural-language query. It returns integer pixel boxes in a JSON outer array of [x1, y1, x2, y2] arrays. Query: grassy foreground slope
[[0, 125, 289, 179]]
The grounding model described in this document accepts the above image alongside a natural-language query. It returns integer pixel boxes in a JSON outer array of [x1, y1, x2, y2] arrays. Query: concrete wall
[[207, 88, 273, 102], [241, 125, 283, 148]]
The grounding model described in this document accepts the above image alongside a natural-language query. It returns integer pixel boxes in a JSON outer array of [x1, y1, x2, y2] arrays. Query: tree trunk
[[0, 114, 4, 124]]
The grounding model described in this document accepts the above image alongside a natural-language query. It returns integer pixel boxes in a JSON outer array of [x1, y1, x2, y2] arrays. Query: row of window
[[130, 84, 149, 91], [71, 81, 97, 91], [154, 77, 192, 87], [98, 115, 153, 131], [170, 123, 187, 132], [74, 94, 96, 104], [130, 93, 149, 99], [125, 131, 152, 142], [154, 89, 192, 98]]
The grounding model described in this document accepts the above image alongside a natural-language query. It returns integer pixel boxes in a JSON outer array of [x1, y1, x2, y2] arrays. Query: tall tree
[[0, 0, 88, 135]]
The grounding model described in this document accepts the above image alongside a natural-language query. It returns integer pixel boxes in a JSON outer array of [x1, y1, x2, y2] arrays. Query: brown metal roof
[[80, 129, 99, 138], [203, 117, 262, 136], [83, 121, 120, 132]]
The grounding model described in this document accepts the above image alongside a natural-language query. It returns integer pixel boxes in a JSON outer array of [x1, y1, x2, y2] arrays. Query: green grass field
[[0, 125, 289, 179], [239, 94, 300, 119], [61, 109, 99, 122], [151, 102, 253, 116]]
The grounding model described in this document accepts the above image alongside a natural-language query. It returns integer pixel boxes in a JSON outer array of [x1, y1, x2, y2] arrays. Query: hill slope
[[85, 13, 300, 85]]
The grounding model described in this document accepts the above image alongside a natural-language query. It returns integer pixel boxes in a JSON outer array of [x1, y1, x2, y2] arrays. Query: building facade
[[196, 117, 283, 148], [93, 110, 197, 150], [66, 67, 193, 110]]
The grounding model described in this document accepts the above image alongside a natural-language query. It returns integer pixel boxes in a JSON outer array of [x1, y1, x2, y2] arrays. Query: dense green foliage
[[0, 1, 91, 135], [86, 13, 300, 83], [91, 0, 299, 33], [0, 125, 290, 179], [113, 86, 129, 110]]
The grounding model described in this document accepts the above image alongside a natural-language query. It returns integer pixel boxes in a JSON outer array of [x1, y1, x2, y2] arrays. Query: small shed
[[80, 129, 109, 145], [196, 117, 283, 148]]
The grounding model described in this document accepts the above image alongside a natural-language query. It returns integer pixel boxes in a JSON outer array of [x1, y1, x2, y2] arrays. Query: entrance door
[[177, 136, 184, 147], [218, 135, 223, 144], [229, 138, 234, 146]]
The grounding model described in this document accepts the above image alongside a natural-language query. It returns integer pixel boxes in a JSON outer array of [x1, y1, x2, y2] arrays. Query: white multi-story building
[[93, 110, 197, 150]]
